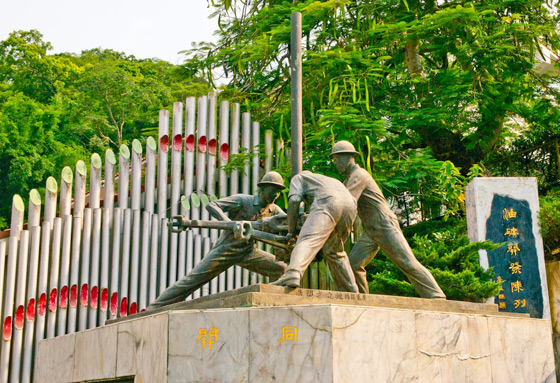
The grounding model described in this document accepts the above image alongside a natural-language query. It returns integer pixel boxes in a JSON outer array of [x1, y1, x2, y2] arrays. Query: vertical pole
[[275, 139, 284, 168], [108, 208, 122, 321], [0, 195, 24, 383], [241, 112, 251, 286], [185, 231, 194, 299], [230, 104, 241, 289], [88, 208, 102, 328], [251, 121, 263, 284], [183, 97, 196, 281], [148, 214, 159, 304], [169, 102, 184, 285], [73, 160, 87, 217], [0, 241, 6, 340], [157, 110, 170, 221], [118, 209, 132, 318], [139, 211, 152, 311], [9, 230, 30, 383], [43, 177, 58, 227], [118, 145, 130, 211], [103, 149, 116, 213], [46, 217, 62, 339], [145, 137, 157, 214], [90, 153, 103, 209], [28, 189, 41, 228], [218, 100, 230, 292], [192, 234, 202, 299], [129, 209, 141, 315], [78, 208, 92, 331], [67, 215, 82, 334], [21, 225, 41, 383], [291, 11, 303, 176], [158, 217, 169, 296], [59, 167, 73, 217], [0, 234, 20, 383], [99, 208, 112, 325], [264, 130, 274, 283], [56, 214, 72, 336], [195, 96, 208, 235], [130, 139, 143, 211]]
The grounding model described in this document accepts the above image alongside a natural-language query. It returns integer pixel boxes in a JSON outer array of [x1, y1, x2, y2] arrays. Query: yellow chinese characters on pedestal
[[503, 208, 517, 221], [278, 326, 298, 343], [511, 281, 523, 293], [514, 299, 527, 309], [505, 227, 519, 238], [507, 244, 521, 256], [196, 328, 218, 350], [509, 262, 522, 274]]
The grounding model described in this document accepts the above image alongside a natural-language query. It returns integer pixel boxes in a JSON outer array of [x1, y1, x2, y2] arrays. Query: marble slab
[[36, 291, 556, 383], [168, 309, 250, 383], [72, 324, 117, 381], [116, 312, 168, 382], [331, 306, 418, 383], [36, 333, 75, 383], [248, 306, 333, 383]]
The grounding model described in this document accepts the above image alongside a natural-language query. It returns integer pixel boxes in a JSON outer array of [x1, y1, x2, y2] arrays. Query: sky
[[0, 0, 219, 64]]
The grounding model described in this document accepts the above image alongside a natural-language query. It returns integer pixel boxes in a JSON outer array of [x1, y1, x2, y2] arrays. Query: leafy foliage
[[367, 218, 503, 301], [538, 190, 560, 261], [0, 30, 211, 228]]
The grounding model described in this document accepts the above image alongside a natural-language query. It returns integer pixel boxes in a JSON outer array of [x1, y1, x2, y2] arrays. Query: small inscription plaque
[[485, 194, 543, 318]]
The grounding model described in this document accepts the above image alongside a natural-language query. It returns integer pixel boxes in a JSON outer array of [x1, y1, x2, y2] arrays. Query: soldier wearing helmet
[[148, 171, 288, 309], [330, 141, 446, 299]]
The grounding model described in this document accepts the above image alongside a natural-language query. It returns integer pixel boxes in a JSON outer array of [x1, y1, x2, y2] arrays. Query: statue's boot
[[270, 270, 301, 288]]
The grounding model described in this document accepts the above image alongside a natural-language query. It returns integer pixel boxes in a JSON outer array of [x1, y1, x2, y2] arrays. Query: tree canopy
[[0, 30, 211, 227]]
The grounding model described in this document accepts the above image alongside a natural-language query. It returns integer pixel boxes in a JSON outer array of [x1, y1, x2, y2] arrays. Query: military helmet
[[257, 171, 286, 189], [329, 140, 359, 158]]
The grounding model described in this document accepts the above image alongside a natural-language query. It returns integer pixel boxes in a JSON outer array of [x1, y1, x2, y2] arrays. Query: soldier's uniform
[[148, 194, 287, 309], [284, 171, 358, 292], [345, 164, 445, 298]]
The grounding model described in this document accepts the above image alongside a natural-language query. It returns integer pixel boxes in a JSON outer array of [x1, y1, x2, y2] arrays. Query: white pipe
[[59, 167, 73, 217], [0, 241, 6, 335], [169, 101, 184, 285], [192, 96, 208, 232], [27, 189, 41, 229], [145, 136, 157, 214], [88, 208, 102, 328], [104, 149, 116, 213], [118, 144, 130, 210], [129, 209, 141, 315], [44, 177, 58, 227], [108, 208, 122, 321], [9, 230, 30, 383], [230, 103, 240, 196], [192, 234, 202, 299], [67, 215, 83, 333], [218, 100, 230, 292], [78, 208, 92, 331], [90, 153, 102, 209], [157, 109, 170, 221], [21, 226, 41, 383], [10, 195, 24, 238], [98, 208, 111, 326], [74, 160, 87, 218], [46, 217, 62, 339], [184, 96, 196, 208], [158, 217, 169, 296], [251, 122, 263, 284], [56, 214, 72, 337], [148, 214, 159, 304], [241, 112, 251, 286], [207, 94, 218, 246], [119, 209, 132, 318], [131, 139, 143, 210], [0, 234, 20, 383], [139, 211, 152, 311]]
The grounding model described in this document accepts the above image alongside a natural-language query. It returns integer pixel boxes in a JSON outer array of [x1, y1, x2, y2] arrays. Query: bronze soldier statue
[[330, 141, 446, 299], [272, 171, 359, 292], [147, 171, 288, 309]]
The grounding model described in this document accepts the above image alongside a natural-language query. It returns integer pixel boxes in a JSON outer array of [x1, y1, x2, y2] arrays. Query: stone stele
[[36, 285, 556, 383]]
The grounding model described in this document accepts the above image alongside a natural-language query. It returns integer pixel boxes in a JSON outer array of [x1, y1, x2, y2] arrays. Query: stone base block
[[37, 287, 556, 383]]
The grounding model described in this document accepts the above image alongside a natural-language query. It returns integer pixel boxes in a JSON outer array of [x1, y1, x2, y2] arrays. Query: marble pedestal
[[36, 285, 557, 383]]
